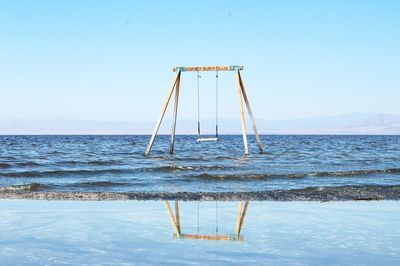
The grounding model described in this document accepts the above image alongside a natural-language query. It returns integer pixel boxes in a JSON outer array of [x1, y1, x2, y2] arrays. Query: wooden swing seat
[[197, 137, 219, 142]]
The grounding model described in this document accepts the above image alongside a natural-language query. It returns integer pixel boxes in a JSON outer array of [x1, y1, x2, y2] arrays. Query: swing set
[[145, 65, 263, 155]]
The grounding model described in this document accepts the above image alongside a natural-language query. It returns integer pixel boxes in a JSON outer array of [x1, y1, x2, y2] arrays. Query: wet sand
[[1, 185, 399, 201]]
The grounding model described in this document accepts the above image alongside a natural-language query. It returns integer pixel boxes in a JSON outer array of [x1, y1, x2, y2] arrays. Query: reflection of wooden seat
[[173, 233, 243, 241], [165, 200, 249, 241]]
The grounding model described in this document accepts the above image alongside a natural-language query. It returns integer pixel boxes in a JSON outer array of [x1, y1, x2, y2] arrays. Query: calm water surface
[[0, 135, 399, 192], [0, 200, 399, 265]]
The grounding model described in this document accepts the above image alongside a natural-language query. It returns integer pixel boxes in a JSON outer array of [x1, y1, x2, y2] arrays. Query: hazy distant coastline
[[1, 113, 400, 135]]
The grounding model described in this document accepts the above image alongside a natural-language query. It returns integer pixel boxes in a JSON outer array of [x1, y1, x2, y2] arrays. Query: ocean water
[[0, 135, 399, 192], [0, 200, 399, 265]]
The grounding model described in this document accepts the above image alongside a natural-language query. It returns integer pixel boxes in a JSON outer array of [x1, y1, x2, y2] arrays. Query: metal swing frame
[[145, 65, 263, 155]]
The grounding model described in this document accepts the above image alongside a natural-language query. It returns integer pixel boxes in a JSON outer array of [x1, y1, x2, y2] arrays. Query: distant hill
[[259, 113, 400, 135], [1, 113, 400, 135]]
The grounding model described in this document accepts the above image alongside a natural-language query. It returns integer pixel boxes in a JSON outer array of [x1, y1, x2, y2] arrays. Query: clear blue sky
[[1, 0, 399, 122]]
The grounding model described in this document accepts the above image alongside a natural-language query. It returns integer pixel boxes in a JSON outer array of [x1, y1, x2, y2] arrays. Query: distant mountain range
[[1, 113, 400, 135]]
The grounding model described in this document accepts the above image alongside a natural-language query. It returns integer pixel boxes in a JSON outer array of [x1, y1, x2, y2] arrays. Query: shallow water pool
[[0, 200, 399, 265]]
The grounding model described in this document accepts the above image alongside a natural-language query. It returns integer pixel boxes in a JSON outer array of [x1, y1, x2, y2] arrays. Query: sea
[[0, 135, 399, 192]]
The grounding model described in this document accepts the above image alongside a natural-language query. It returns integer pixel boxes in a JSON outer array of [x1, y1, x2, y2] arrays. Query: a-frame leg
[[174, 200, 181, 233], [235, 201, 243, 236], [237, 200, 249, 236], [169, 73, 181, 154], [238, 72, 263, 153], [145, 71, 181, 155], [235, 200, 249, 237], [236, 71, 249, 155], [165, 201, 181, 235]]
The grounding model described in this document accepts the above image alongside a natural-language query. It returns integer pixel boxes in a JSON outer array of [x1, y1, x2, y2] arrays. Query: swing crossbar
[[173, 65, 243, 72], [197, 137, 219, 142]]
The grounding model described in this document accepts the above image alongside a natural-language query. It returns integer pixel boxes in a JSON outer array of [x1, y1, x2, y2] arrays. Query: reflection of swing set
[[145, 65, 263, 155], [164, 200, 249, 241]]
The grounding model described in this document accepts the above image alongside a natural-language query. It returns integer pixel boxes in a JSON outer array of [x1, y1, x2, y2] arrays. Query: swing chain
[[216, 201, 219, 235], [216, 70, 219, 138], [197, 201, 200, 234], [197, 71, 201, 136], [196, 70, 219, 139]]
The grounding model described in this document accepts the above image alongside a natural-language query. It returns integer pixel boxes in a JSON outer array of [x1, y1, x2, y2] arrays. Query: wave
[[174, 156, 237, 161], [312, 168, 400, 177], [0, 163, 12, 169], [76, 181, 129, 187], [55, 160, 124, 166], [0, 183, 44, 192], [0, 181, 126, 192], [2, 166, 400, 180], [191, 173, 308, 180], [136, 165, 227, 172], [191, 168, 400, 180], [16, 162, 41, 167], [1, 169, 134, 178], [1, 165, 217, 178], [0, 165, 224, 177], [0, 165, 227, 178]]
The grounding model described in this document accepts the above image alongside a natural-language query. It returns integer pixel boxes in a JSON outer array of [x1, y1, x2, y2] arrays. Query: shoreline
[[1, 185, 399, 201]]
